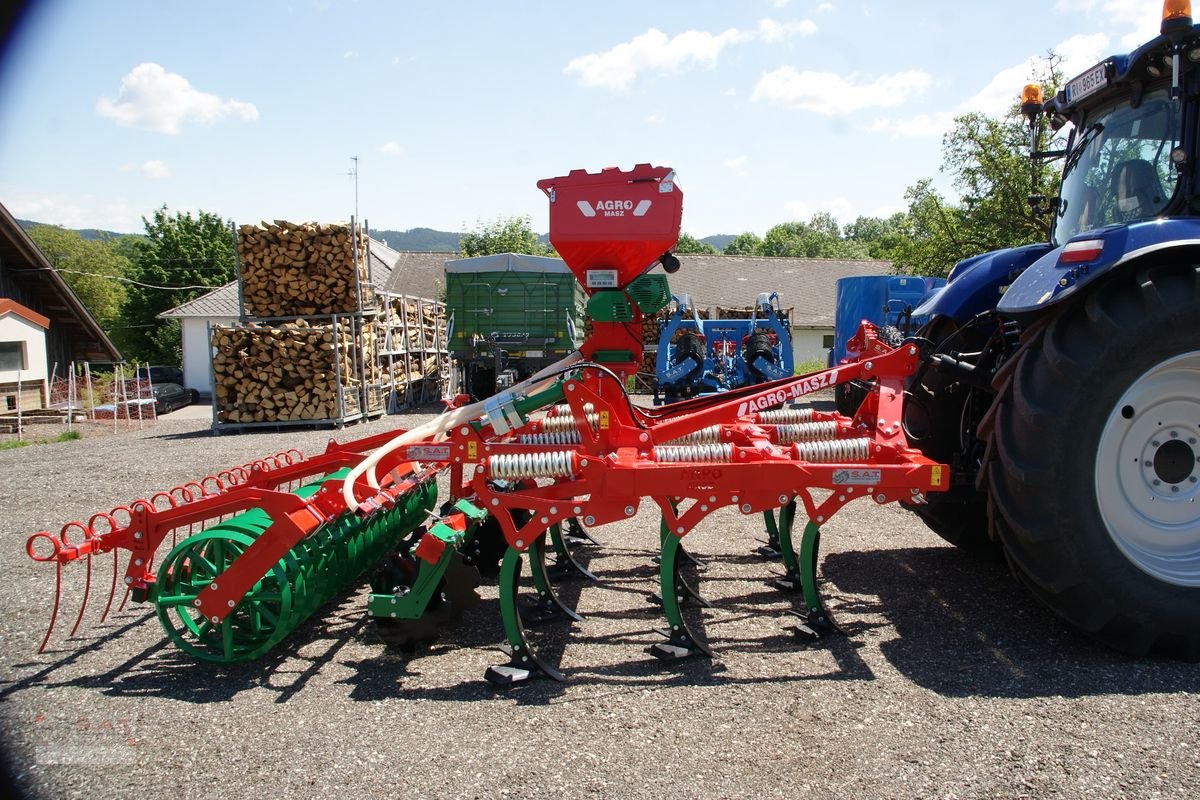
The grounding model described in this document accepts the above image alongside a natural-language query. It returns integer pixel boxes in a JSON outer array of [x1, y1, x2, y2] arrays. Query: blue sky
[[0, 0, 1165, 238]]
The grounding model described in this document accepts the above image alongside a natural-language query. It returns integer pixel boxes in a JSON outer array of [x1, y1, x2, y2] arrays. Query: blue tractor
[[903, 2, 1200, 659], [654, 292, 793, 405]]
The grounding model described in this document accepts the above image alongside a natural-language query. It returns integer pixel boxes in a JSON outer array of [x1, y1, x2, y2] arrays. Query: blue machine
[[827, 275, 944, 367], [897, 5, 1200, 661], [654, 292, 793, 405]]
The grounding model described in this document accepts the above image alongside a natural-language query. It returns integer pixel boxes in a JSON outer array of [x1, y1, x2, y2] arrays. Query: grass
[[794, 358, 827, 375], [0, 429, 83, 450]]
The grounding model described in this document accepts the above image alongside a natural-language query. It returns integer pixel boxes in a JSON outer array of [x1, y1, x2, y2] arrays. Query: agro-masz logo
[[576, 199, 653, 218]]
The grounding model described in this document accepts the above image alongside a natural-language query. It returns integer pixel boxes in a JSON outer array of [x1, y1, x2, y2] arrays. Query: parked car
[[135, 365, 200, 403], [150, 382, 193, 415]]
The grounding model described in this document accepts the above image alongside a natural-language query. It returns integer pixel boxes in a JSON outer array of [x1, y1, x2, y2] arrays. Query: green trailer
[[445, 253, 585, 399]]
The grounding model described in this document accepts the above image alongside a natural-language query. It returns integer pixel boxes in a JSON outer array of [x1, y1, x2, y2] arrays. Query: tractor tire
[[984, 262, 1200, 658], [902, 318, 993, 552]]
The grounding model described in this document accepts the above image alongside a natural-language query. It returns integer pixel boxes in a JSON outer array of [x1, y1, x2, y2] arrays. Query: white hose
[[340, 350, 584, 511]]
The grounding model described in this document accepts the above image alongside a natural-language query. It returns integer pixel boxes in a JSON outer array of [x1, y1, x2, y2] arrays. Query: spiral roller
[[653, 443, 734, 463], [519, 430, 582, 446], [664, 425, 723, 446], [754, 407, 814, 424], [488, 450, 577, 480], [792, 437, 872, 463], [773, 421, 841, 443]]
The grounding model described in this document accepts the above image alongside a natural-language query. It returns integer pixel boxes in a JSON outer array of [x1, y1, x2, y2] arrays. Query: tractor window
[[1054, 88, 1180, 246]]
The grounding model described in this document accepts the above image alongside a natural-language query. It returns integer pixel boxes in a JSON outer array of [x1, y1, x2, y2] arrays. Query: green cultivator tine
[[525, 530, 585, 624], [758, 509, 783, 559], [546, 521, 598, 582], [486, 545, 566, 685], [771, 499, 802, 592], [792, 519, 839, 641], [648, 530, 712, 661]]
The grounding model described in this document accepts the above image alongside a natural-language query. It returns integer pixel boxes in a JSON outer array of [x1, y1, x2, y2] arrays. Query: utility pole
[[347, 155, 359, 222]]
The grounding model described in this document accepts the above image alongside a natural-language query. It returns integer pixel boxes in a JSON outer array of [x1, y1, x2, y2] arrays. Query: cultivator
[[26, 164, 947, 684]]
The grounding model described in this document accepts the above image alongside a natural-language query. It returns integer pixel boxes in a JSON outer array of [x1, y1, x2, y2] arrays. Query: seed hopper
[[26, 164, 948, 685]]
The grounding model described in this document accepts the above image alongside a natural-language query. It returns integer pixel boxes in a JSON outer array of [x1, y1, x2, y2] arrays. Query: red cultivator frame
[[26, 164, 948, 684]]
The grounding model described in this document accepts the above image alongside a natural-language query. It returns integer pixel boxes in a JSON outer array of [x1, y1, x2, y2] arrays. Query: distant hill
[[18, 219, 137, 241], [701, 234, 734, 252], [372, 227, 462, 252]]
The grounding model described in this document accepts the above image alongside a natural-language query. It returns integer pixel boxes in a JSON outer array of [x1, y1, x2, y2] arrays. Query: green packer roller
[[153, 467, 437, 663]]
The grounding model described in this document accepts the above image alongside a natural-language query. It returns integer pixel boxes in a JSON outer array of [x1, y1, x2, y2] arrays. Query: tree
[[27, 225, 130, 328], [761, 215, 870, 259], [118, 207, 237, 363], [459, 216, 553, 257], [844, 212, 911, 261], [722, 232, 763, 256], [673, 232, 717, 254]]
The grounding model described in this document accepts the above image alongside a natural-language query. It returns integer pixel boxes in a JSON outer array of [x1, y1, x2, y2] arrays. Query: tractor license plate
[[1066, 63, 1107, 104], [524, 350, 542, 358]]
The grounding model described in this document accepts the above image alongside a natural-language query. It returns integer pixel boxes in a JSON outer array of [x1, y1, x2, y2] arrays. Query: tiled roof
[[669, 255, 892, 327]]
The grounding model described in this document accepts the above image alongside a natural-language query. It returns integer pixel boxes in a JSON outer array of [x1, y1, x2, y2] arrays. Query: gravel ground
[[1, 399, 1198, 799]]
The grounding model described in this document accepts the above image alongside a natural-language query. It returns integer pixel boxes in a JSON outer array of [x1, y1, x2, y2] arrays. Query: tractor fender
[[913, 243, 1053, 323], [999, 218, 1200, 319]]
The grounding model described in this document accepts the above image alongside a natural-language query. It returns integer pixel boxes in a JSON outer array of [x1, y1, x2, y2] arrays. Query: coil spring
[[488, 450, 576, 480], [665, 425, 723, 446], [550, 402, 594, 416], [541, 412, 599, 433], [792, 437, 871, 463], [518, 430, 582, 446], [774, 421, 840, 443], [756, 407, 814, 424], [654, 443, 733, 463]]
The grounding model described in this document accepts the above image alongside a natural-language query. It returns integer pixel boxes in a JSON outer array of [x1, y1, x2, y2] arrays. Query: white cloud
[[344, 50, 360, 60], [2, 187, 145, 233], [96, 63, 258, 135], [784, 196, 856, 224], [120, 160, 171, 179], [752, 67, 932, 115], [646, 111, 666, 125], [771, 0, 792, 8], [1056, 1, 1159, 47], [379, 141, 404, 155], [757, 18, 817, 42], [721, 87, 738, 97], [863, 112, 956, 139], [816, 3, 834, 12], [724, 155, 748, 168], [564, 18, 816, 91]]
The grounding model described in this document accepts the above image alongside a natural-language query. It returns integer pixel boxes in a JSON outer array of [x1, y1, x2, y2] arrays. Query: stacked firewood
[[236, 220, 373, 318], [383, 296, 446, 352], [211, 319, 380, 423]]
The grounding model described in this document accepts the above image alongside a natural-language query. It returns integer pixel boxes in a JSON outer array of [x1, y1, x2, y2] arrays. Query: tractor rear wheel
[[902, 318, 993, 552], [985, 262, 1200, 658]]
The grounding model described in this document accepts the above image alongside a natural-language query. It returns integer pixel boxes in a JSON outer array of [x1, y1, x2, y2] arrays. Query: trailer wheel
[[902, 318, 993, 551], [986, 262, 1200, 658]]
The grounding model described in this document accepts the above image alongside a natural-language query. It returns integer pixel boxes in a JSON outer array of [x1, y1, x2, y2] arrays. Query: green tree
[[844, 212, 911, 261], [761, 215, 870, 259], [459, 216, 553, 257], [673, 232, 717, 254], [118, 207, 237, 363], [27, 225, 130, 327], [722, 232, 763, 255]]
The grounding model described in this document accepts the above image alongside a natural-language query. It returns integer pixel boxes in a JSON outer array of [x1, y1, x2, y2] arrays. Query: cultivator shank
[[27, 164, 947, 685]]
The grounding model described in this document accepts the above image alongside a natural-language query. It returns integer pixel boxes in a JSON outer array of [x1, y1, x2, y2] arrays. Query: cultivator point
[[26, 164, 948, 685]]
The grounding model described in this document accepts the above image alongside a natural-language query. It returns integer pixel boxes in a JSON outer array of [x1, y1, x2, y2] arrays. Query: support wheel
[[985, 263, 1200, 658]]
